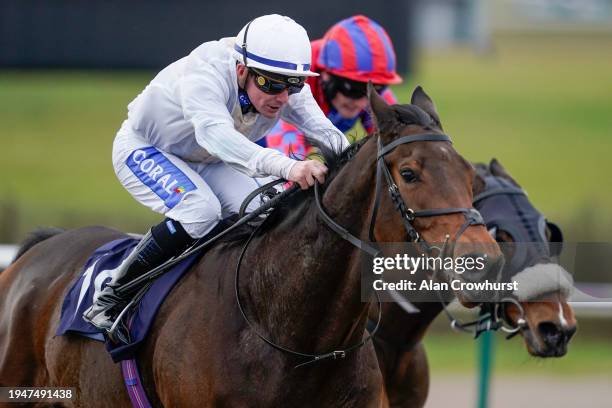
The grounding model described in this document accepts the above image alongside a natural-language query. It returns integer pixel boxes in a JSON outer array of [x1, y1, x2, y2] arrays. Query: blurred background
[[1, 0, 611, 407]]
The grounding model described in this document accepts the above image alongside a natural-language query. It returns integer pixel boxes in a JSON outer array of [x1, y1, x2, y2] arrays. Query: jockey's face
[[330, 91, 369, 119], [237, 64, 290, 119], [321, 72, 369, 119]]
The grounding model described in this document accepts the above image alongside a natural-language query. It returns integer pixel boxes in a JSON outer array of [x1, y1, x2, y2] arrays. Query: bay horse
[[0, 86, 502, 407], [372, 158, 577, 408]]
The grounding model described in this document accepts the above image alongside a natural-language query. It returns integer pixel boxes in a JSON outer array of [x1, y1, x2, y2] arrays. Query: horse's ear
[[473, 162, 489, 178], [472, 163, 488, 197], [410, 86, 443, 130], [368, 81, 399, 139], [472, 170, 486, 197], [489, 158, 520, 187]]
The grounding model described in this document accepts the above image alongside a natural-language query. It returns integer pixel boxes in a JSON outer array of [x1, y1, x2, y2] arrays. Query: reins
[[108, 179, 298, 342], [234, 206, 383, 369], [233, 131, 484, 369], [115, 179, 293, 296]]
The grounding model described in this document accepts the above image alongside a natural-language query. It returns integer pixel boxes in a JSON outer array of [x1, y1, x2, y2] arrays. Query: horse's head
[[363, 85, 503, 306], [473, 159, 577, 357]]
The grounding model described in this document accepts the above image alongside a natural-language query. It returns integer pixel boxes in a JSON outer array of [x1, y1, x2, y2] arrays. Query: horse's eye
[[400, 168, 419, 183]]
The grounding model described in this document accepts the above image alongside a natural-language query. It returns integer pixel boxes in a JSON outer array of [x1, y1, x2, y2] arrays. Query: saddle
[[57, 181, 291, 361], [56, 235, 201, 362]]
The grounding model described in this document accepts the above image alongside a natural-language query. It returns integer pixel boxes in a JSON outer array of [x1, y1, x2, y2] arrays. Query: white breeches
[[112, 122, 272, 238]]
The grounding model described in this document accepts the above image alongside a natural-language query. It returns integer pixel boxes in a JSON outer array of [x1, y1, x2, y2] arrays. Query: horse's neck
[[247, 148, 377, 352], [375, 265, 447, 349]]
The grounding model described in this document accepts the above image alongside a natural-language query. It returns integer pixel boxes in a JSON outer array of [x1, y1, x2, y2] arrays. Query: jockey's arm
[[381, 87, 398, 105], [179, 58, 297, 180], [281, 84, 350, 153]]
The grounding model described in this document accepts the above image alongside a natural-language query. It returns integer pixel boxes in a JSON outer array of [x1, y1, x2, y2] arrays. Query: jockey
[[264, 15, 402, 157], [83, 14, 349, 331]]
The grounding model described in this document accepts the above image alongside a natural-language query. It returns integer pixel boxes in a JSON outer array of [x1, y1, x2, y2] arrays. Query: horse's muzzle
[[536, 321, 577, 357]]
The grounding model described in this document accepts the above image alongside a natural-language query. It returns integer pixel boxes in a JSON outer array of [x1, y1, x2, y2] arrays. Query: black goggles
[[249, 68, 305, 95], [331, 74, 387, 99]]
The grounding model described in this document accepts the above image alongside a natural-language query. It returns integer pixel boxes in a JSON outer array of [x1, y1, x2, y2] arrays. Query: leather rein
[[235, 132, 488, 368]]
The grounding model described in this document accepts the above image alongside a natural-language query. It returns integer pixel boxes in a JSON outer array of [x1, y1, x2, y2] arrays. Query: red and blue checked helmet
[[317, 15, 402, 85]]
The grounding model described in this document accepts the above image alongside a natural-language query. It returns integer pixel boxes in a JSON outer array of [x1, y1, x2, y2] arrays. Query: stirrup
[[107, 310, 131, 345], [106, 282, 152, 344], [82, 286, 125, 328]]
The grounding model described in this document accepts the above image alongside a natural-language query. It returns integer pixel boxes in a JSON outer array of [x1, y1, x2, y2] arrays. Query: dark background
[[0, 0, 415, 73]]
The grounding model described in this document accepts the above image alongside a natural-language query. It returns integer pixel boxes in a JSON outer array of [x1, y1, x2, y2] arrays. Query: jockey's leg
[[82, 218, 197, 330], [83, 131, 224, 331], [198, 160, 275, 216]]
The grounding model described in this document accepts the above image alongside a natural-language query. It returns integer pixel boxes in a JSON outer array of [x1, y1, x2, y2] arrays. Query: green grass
[[396, 34, 612, 240], [424, 332, 612, 376], [1, 71, 160, 237], [1, 34, 612, 240]]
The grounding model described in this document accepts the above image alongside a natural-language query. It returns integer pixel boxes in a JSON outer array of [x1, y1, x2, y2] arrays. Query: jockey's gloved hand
[[288, 160, 328, 190]]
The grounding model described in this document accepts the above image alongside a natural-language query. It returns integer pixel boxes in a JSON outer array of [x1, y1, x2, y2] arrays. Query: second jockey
[[265, 15, 402, 157]]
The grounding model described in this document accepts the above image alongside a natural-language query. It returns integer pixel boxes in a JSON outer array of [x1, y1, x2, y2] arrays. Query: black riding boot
[[82, 218, 195, 332]]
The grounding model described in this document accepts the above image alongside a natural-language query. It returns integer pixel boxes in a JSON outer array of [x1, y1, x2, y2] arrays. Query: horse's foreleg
[[382, 342, 430, 408]]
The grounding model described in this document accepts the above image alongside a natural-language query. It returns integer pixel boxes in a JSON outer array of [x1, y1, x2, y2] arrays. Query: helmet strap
[[241, 19, 254, 66]]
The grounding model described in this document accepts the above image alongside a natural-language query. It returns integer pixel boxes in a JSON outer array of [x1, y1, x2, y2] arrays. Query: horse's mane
[[313, 133, 370, 180], [393, 104, 437, 130]]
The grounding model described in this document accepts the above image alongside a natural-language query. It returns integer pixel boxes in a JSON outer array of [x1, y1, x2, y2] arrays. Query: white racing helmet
[[234, 14, 319, 77]]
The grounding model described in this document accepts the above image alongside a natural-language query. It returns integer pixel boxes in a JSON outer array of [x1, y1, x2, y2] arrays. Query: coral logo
[[127, 147, 196, 208]]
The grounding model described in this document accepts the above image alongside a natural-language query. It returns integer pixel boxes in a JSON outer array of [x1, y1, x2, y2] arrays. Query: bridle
[[313, 133, 485, 257], [365, 144, 531, 340], [451, 175, 565, 339], [369, 134, 485, 248], [427, 178, 534, 339], [235, 131, 490, 367]]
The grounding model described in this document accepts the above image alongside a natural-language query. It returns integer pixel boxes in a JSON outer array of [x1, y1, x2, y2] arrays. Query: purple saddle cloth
[[56, 237, 199, 362]]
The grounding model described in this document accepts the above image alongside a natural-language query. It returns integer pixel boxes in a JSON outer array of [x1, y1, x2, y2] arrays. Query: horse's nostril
[[564, 325, 577, 342], [538, 321, 563, 345]]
